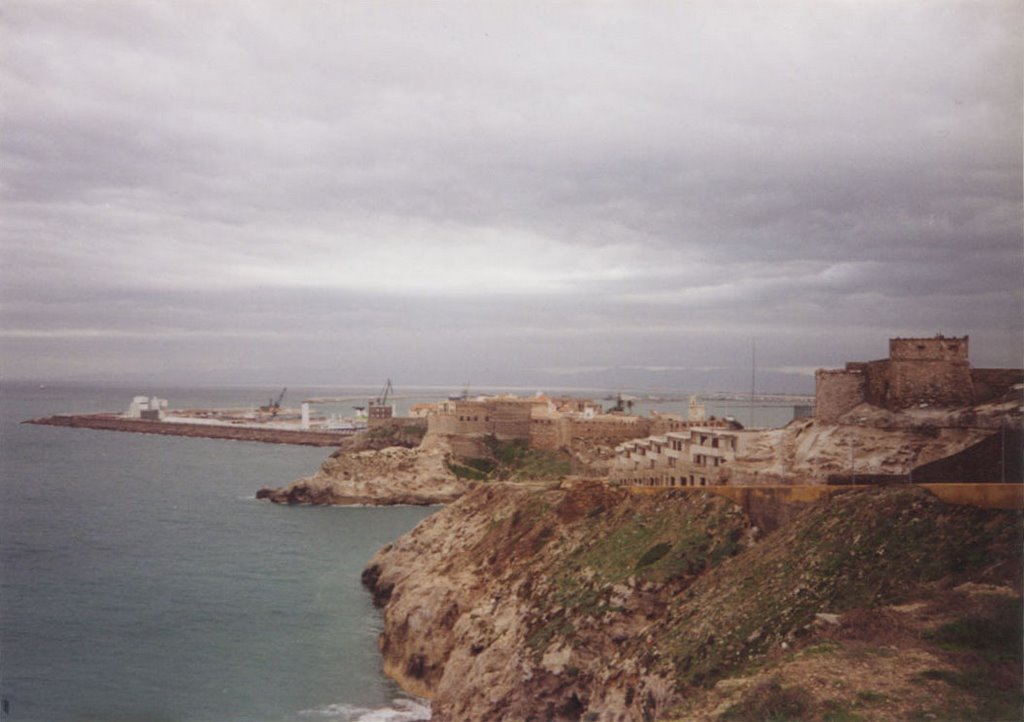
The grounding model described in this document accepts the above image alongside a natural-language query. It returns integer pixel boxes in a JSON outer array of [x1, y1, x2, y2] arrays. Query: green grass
[[445, 458, 492, 480], [449, 436, 571, 482], [927, 597, 1023, 662], [521, 493, 748, 661], [913, 667, 1023, 721], [854, 690, 887, 704], [720, 678, 813, 722], [822, 699, 865, 722], [656, 487, 1023, 690]]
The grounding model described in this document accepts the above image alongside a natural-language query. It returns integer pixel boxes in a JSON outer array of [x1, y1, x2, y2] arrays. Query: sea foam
[[298, 697, 431, 721]]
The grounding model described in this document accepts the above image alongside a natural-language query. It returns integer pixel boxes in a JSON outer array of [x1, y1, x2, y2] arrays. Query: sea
[[0, 383, 436, 722]]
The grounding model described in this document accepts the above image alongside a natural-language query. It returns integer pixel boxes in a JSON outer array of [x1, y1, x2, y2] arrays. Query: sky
[[2, 1, 1021, 393]]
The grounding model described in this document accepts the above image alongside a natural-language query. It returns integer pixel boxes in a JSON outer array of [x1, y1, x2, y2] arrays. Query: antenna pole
[[749, 339, 756, 428]]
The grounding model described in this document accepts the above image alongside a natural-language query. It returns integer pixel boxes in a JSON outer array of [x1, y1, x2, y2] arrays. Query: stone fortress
[[610, 335, 1023, 489], [416, 393, 734, 458], [814, 335, 1021, 422]]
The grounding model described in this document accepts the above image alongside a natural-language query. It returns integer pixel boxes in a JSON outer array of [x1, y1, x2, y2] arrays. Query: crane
[[260, 387, 287, 418], [374, 378, 393, 406]]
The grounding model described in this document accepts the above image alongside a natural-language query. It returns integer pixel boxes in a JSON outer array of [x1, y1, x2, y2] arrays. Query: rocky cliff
[[362, 482, 1022, 721], [705, 395, 1022, 486], [257, 434, 468, 505]]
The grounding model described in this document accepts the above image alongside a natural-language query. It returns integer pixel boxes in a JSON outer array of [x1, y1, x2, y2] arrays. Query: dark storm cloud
[[1, 1, 1021, 386]]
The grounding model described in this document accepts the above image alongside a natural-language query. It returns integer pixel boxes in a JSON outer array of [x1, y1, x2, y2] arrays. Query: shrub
[[721, 678, 813, 722], [636, 542, 672, 569]]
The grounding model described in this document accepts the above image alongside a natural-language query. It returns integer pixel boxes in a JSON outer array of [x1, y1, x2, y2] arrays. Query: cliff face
[[695, 396, 1021, 486], [363, 482, 1022, 721]]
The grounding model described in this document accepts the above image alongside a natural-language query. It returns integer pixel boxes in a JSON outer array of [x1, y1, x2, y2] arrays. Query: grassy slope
[[446, 435, 573, 481], [369, 482, 1022, 721], [651, 487, 1023, 721]]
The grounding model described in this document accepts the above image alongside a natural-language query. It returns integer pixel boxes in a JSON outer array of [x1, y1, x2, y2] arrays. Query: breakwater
[[25, 413, 355, 447]]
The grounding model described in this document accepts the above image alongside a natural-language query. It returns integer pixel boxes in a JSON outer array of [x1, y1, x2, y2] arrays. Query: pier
[[25, 413, 356, 447]]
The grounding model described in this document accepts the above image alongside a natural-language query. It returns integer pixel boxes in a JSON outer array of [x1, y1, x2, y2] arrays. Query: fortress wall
[[530, 416, 652, 451], [426, 400, 533, 440], [861, 359, 892, 406], [564, 416, 652, 445], [815, 369, 866, 422], [888, 359, 974, 409], [530, 418, 562, 450], [971, 368, 1024, 403], [890, 336, 969, 362]]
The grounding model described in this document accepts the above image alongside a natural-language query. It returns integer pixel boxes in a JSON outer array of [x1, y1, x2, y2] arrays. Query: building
[[126, 395, 167, 420], [815, 335, 1024, 422], [367, 400, 395, 426], [422, 393, 729, 451], [609, 424, 750, 487]]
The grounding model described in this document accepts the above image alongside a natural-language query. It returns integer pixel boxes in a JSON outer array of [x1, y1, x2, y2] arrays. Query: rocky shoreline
[[256, 436, 471, 506], [248, 397, 1024, 719], [361, 481, 1022, 721]]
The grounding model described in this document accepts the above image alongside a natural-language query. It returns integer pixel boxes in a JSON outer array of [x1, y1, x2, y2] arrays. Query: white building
[[611, 425, 750, 487], [127, 395, 167, 420]]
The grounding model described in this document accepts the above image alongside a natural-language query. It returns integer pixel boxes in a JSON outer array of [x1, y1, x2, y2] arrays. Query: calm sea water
[[0, 384, 435, 722]]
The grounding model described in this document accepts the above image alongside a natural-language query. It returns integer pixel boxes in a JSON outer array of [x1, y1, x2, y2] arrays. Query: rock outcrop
[[362, 482, 1022, 721], [257, 437, 469, 506]]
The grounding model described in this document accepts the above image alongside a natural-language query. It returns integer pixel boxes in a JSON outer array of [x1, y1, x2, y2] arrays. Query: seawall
[[25, 414, 355, 447]]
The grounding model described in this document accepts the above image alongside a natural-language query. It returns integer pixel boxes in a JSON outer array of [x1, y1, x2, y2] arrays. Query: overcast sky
[[2, 1, 1021, 392]]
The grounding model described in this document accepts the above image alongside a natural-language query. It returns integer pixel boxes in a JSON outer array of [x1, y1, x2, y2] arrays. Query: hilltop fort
[[815, 334, 1021, 421], [609, 335, 1022, 490]]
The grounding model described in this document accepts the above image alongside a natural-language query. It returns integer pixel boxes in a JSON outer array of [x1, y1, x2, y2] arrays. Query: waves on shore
[[298, 698, 431, 721]]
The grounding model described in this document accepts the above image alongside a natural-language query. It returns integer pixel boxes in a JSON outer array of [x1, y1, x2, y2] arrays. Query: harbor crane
[[260, 387, 287, 418], [374, 378, 393, 406]]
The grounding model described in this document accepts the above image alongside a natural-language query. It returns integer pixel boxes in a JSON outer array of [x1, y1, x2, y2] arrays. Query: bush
[[636, 542, 672, 569], [721, 678, 813, 722], [928, 598, 1023, 662]]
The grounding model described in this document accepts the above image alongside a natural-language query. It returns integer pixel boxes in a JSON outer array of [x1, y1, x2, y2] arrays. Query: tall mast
[[749, 339, 756, 428]]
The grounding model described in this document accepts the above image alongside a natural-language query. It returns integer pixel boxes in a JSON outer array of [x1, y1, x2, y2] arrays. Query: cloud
[[1, 0, 1021, 387]]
